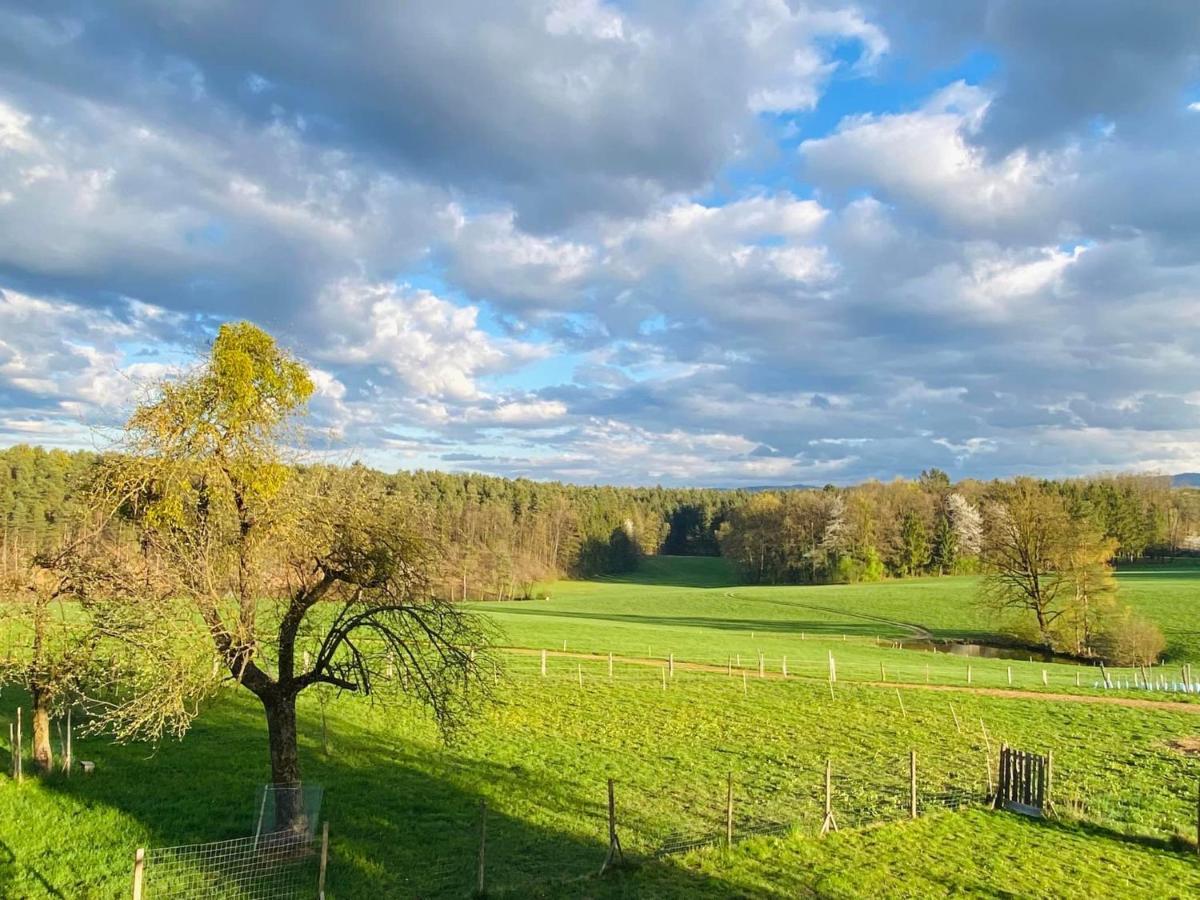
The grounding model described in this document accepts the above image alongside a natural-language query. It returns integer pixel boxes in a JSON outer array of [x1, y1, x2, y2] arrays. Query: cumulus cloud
[[2, 1, 1200, 484]]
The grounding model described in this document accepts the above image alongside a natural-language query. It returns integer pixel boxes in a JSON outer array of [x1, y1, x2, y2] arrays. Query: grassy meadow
[[2, 556, 1200, 897]]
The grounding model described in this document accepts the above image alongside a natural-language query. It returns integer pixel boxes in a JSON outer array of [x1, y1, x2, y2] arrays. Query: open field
[[3, 556, 1200, 898]]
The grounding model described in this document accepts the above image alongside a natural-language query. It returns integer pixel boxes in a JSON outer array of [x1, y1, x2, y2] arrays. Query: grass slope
[[2, 556, 1199, 898]]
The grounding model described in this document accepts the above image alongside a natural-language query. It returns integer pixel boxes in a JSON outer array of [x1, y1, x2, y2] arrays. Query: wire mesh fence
[[141, 830, 322, 900], [137, 784, 326, 900]]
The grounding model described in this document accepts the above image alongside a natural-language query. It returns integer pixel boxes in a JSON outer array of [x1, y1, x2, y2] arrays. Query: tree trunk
[[262, 690, 306, 835], [30, 684, 53, 774]]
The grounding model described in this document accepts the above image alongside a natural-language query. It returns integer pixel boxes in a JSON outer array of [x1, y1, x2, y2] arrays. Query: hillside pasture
[[1, 556, 1199, 898]]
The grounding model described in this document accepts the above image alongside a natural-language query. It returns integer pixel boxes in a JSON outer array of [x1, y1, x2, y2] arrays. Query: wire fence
[[136, 784, 327, 900], [140, 830, 322, 900], [409, 747, 994, 898]]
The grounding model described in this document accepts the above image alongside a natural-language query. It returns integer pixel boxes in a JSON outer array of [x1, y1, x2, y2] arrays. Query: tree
[[897, 509, 929, 577], [1058, 522, 1119, 655], [979, 480, 1073, 646], [57, 323, 492, 826], [929, 511, 956, 575], [946, 493, 982, 558], [0, 560, 98, 773]]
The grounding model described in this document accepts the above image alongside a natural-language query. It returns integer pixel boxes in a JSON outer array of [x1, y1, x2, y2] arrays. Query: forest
[[0, 444, 744, 599]]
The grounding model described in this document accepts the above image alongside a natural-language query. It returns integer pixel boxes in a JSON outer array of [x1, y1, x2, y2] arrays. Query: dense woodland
[[4, 445, 1198, 606], [0, 445, 744, 599]]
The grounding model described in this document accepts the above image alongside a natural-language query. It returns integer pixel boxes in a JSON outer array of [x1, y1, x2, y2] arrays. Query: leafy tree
[[897, 510, 929, 577], [56, 323, 493, 827], [0, 560, 99, 773], [929, 512, 956, 575]]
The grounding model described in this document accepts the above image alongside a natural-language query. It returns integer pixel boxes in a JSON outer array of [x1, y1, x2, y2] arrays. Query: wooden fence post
[[132, 848, 145, 900], [726, 772, 734, 848], [967, 665, 972, 686], [65, 708, 72, 776], [979, 718, 992, 756], [1007, 666, 1012, 686], [319, 821, 330, 900], [541, 649, 547, 677], [758, 653, 764, 679], [909, 750, 917, 819], [1041, 670, 1048, 687], [820, 759, 837, 834], [608, 652, 613, 680], [15, 708, 21, 783], [880, 662, 886, 682], [1045, 751, 1054, 813], [477, 801, 487, 894], [993, 744, 1007, 809], [782, 656, 787, 678], [669, 653, 674, 678]]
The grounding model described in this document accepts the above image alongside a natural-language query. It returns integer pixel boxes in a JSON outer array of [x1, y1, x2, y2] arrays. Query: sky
[[1, 1, 1199, 487]]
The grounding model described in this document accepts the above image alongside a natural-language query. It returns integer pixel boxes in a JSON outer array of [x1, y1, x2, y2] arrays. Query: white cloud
[[306, 279, 550, 402], [803, 83, 1071, 236]]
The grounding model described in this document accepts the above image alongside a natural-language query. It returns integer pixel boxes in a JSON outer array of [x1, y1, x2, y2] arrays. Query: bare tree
[[55, 323, 492, 826], [979, 480, 1072, 646]]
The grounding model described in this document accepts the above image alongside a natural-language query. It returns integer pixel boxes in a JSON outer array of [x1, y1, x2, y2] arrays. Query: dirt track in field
[[500, 647, 1200, 715]]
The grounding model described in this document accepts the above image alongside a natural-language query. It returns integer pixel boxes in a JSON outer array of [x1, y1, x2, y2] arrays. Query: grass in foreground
[[3, 656, 1200, 897]]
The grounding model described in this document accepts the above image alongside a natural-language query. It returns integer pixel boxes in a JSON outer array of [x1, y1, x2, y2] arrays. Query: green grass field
[[3, 556, 1200, 898]]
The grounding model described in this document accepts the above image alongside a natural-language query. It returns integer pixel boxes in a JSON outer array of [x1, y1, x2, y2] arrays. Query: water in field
[[895, 638, 1077, 664]]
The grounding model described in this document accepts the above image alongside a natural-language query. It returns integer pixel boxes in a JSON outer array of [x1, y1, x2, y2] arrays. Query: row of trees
[[718, 470, 1199, 586], [1, 449, 745, 598]]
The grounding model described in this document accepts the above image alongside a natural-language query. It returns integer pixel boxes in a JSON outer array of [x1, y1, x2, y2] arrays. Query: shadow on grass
[[1, 689, 746, 899], [488, 607, 884, 637], [1035, 812, 1199, 856], [588, 556, 740, 590]]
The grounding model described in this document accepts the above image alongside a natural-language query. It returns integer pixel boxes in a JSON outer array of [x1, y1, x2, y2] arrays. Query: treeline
[[0, 446, 744, 598], [718, 469, 1200, 586]]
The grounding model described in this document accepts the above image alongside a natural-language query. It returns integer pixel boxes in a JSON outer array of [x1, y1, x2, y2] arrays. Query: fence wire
[[142, 830, 320, 900]]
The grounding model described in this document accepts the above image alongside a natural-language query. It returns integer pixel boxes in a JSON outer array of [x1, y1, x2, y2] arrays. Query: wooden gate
[[994, 745, 1050, 817]]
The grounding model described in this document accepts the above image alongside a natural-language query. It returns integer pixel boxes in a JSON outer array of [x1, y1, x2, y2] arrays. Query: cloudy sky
[[1, 1, 1199, 486]]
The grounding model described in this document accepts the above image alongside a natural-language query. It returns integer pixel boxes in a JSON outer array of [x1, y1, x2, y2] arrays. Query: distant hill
[[1174, 473, 1200, 487], [739, 483, 820, 492]]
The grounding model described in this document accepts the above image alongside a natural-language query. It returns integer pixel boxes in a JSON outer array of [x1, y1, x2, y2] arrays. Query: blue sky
[[1, 1, 1199, 486]]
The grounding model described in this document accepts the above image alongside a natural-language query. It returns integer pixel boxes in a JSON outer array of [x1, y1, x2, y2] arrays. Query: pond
[[894, 638, 1082, 665]]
